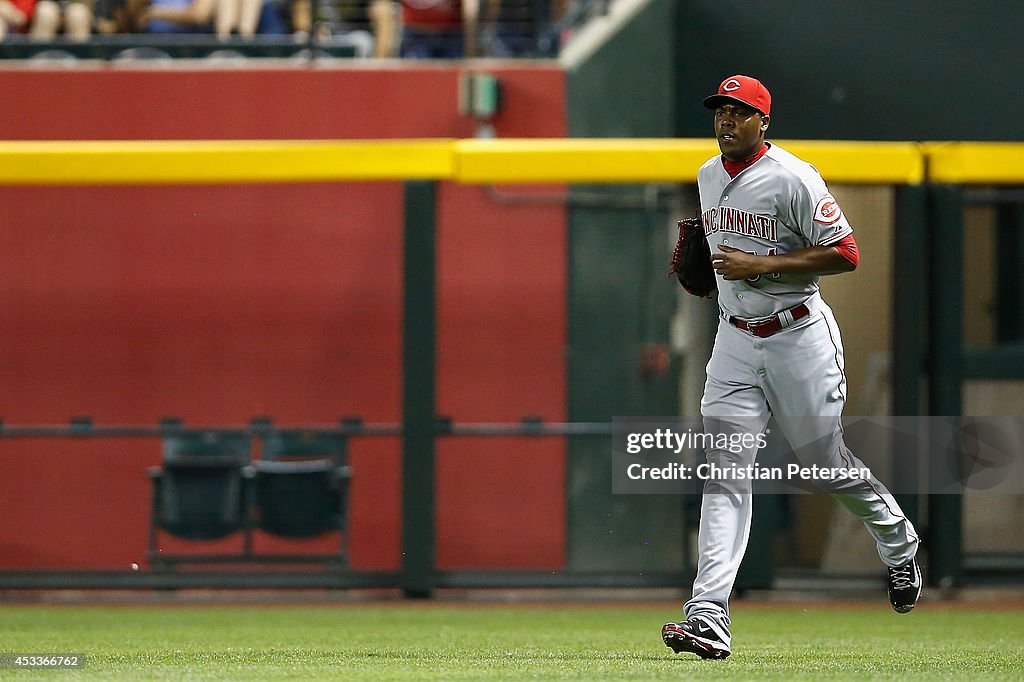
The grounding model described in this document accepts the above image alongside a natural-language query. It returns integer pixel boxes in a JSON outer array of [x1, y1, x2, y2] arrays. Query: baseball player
[[662, 75, 922, 660]]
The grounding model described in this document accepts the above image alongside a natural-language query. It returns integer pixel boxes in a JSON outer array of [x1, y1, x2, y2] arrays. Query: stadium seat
[[147, 430, 253, 563], [27, 50, 79, 64], [111, 47, 174, 62], [250, 430, 353, 564], [204, 49, 250, 63]]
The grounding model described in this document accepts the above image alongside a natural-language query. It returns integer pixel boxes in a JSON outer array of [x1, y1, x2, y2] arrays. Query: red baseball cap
[[703, 75, 771, 116]]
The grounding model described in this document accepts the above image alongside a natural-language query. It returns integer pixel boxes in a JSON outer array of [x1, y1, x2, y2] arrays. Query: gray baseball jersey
[[697, 143, 852, 319], [683, 141, 919, 624]]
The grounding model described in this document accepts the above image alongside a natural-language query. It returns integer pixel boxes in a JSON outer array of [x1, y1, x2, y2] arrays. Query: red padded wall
[[0, 65, 566, 572]]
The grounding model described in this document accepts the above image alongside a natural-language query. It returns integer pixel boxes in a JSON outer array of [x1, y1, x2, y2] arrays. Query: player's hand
[[711, 245, 765, 280]]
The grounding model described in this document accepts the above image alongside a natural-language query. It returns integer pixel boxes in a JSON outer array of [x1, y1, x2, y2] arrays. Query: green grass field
[[2, 602, 1023, 680]]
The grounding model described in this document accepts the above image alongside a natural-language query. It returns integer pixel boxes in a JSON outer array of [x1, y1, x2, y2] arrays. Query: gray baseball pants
[[685, 294, 919, 618]]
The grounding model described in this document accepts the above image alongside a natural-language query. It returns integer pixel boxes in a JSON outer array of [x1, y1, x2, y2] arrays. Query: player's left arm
[[712, 240, 856, 280]]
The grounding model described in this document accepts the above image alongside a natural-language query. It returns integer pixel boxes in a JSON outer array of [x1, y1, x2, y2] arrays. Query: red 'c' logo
[[814, 195, 843, 225], [723, 79, 741, 92]]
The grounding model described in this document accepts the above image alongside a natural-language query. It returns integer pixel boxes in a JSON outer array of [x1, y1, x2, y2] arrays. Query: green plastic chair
[[250, 430, 353, 562], [147, 431, 252, 549]]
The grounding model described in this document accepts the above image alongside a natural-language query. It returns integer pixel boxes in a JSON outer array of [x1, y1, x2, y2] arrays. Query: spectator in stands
[[94, 0, 146, 33], [487, 0, 562, 56], [397, 0, 498, 59], [290, 0, 393, 58], [140, 0, 263, 38], [214, 0, 262, 36], [139, 0, 210, 34], [253, 0, 286, 34], [0, 0, 34, 38], [29, 0, 92, 39]]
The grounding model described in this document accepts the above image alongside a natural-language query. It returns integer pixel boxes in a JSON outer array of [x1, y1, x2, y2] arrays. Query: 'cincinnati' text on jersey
[[702, 207, 778, 242]]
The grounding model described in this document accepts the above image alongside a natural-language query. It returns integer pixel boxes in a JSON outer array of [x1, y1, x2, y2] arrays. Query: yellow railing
[[923, 142, 1024, 184], [0, 139, 1019, 185]]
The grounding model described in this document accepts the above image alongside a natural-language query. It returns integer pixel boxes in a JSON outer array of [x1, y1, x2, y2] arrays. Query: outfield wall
[[2, 68, 1022, 588], [0, 66, 569, 572]]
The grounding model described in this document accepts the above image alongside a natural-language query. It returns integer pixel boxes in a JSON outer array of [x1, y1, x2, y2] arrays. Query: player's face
[[714, 103, 769, 160]]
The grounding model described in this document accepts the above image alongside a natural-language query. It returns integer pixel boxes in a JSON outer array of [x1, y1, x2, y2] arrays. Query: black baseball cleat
[[662, 614, 732, 660], [887, 556, 922, 613]]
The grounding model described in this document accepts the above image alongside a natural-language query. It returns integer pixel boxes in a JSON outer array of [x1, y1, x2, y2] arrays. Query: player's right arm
[[712, 243, 855, 281]]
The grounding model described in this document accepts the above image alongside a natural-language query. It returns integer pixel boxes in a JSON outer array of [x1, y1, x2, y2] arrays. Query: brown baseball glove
[[667, 212, 716, 298]]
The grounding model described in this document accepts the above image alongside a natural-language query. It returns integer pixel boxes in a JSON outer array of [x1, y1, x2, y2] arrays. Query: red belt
[[728, 303, 810, 338]]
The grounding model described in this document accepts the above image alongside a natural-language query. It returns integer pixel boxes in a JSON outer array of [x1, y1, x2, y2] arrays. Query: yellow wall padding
[[0, 140, 455, 185], [924, 143, 1024, 184], [454, 139, 923, 185], [7, 138, 1023, 186]]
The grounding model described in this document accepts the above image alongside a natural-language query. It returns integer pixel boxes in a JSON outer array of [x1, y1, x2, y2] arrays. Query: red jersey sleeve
[[831, 232, 859, 268]]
